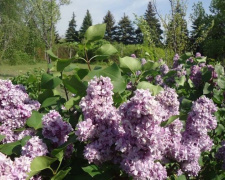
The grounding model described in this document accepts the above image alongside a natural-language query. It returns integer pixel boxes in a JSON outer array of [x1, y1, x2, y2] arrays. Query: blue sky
[[56, 0, 212, 37]]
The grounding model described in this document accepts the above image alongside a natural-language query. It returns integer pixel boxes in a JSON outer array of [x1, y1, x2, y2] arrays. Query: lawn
[[0, 62, 106, 79]]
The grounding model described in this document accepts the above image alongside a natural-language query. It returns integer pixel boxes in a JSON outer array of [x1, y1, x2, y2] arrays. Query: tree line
[[0, 0, 225, 65]]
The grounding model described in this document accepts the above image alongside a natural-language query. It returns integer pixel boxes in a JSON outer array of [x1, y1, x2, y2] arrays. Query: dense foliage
[[1, 24, 225, 179]]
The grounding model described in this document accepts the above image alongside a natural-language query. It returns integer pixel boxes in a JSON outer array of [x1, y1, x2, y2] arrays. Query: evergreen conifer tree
[[116, 14, 135, 44], [144, 2, 163, 46], [103, 10, 116, 41], [80, 10, 92, 39], [65, 12, 79, 42]]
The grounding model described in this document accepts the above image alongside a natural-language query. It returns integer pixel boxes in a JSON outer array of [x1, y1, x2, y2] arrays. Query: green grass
[[0, 62, 106, 79]]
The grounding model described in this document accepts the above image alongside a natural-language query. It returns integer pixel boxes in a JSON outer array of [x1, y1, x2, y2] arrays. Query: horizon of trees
[[0, 0, 225, 64]]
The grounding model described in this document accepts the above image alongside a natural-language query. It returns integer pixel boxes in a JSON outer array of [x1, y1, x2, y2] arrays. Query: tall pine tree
[[144, 2, 163, 46], [166, 0, 189, 54], [80, 10, 92, 39], [116, 14, 135, 44], [65, 12, 79, 42], [103, 10, 116, 41]]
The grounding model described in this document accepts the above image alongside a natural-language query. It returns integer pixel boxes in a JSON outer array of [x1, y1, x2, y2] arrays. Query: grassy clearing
[[0, 62, 106, 79]]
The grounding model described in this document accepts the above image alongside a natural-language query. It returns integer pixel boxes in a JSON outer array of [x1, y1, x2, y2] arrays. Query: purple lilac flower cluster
[[0, 80, 40, 130], [42, 110, 74, 156], [117, 89, 174, 179], [76, 76, 217, 179], [168, 96, 217, 176], [0, 136, 48, 179], [160, 64, 169, 75], [76, 76, 121, 164]]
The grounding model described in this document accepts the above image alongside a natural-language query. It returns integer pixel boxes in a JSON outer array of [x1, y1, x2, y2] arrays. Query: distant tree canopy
[[79, 10, 93, 39], [103, 10, 116, 42], [65, 12, 79, 42]]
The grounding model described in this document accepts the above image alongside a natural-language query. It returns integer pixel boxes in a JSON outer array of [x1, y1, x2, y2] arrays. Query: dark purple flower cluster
[[0, 80, 40, 130], [173, 54, 180, 68], [76, 76, 121, 164]]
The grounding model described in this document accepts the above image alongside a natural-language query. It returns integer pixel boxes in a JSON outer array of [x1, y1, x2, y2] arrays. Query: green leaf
[[63, 75, 87, 96], [46, 49, 59, 61], [27, 156, 57, 179], [137, 81, 163, 96], [84, 24, 106, 43], [215, 64, 224, 76], [0, 141, 21, 155], [188, 78, 194, 88], [181, 98, 192, 110], [41, 73, 62, 89], [160, 115, 180, 127], [142, 61, 160, 71], [175, 76, 186, 86], [82, 165, 101, 177], [38, 89, 55, 103], [0, 135, 6, 142], [196, 56, 207, 63], [217, 77, 225, 89], [96, 44, 118, 59], [76, 69, 89, 80], [57, 59, 73, 72], [119, 56, 142, 73], [64, 63, 79, 72], [215, 124, 225, 135], [64, 96, 80, 110], [180, 52, 192, 61], [176, 175, 187, 180], [26, 111, 43, 130], [202, 68, 212, 82], [41, 97, 60, 108], [27, 74, 37, 83], [203, 82, 213, 94], [51, 168, 71, 180]]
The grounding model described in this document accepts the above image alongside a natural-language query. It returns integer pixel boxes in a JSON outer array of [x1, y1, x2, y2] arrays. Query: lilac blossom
[[0, 80, 40, 129], [76, 76, 121, 164], [42, 110, 73, 147], [141, 58, 147, 65], [22, 136, 48, 159], [160, 64, 169, 75], [155, 75, 164, 86], [173, 54, 180, 68], [196, 52, 201, 57], [131, 54, 136, 58], [190, 65, 202, 87]]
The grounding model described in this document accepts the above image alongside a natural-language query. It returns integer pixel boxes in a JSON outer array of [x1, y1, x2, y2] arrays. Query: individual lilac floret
[[0, 80, 40, 129], [42, 110, 73, 147], [156, 87, 180, 121], [136, 70, 141, 76], [196, 52, 201, 57], [160, 64, 169, 75], [126, 81, 133, 90], [22, 136, 48, 159], [76, 76, 121, 164], [131, 54, 136, 58]]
